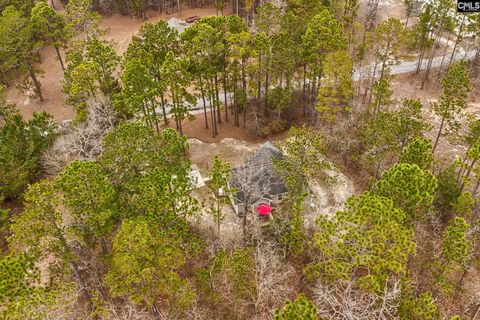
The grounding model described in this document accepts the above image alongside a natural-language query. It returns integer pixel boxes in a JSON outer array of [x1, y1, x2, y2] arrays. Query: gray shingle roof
[[229, 142, 287, 205]]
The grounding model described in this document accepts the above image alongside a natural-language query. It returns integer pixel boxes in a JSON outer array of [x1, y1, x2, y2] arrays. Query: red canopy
[[257, 203, 272, 216]]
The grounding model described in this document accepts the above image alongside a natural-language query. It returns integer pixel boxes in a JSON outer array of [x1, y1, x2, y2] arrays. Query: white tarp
[[167, 17, 190, 34], [188, 164, 206, 188]]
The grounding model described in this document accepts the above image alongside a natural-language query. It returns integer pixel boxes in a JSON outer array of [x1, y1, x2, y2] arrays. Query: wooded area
[[1, 0, 480, 319]]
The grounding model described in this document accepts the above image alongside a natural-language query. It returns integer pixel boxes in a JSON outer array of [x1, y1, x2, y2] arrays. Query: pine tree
[[8, 180, 94, 306], [132, 166, 200, 226], [366, 18, 404, 108], [360, 110, 399, 177], [396, 99, 430, 150], [55, 160, 117, 252], [302, 9, 346, 109], [442, 217, 471, 268], [308, 193, 415, 292], [161, 51, 196, 136], [123, 19, 178, 127], [438, 216, 472, 293], [0, 0, 37, 15], [432, 62, 472, 153], [316, 50, 353, 126], [208, 155, 231, 236], [0, 89, 56, 200], [227, 30, 252, 126], [0, 253, 38, 308], [105, 218, 194, 312], [274, 126, 330, 197], [373, 163, 438, 219], [118, 58, 161, 129], [63, 37, 119, 120], [274, 294, 319, 320], [100, 124, 189, 194], [64, 0, 102, 41], [399, 137, 434, 170], [0, 6, 43, 100], [30, 1, 67, 71]]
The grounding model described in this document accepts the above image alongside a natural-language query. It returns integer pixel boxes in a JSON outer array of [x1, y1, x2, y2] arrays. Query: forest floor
[[4, 4, 231, 122], [392, 71, 480, 163], [5, 0, 408, 136], [378, 0, 407, 22], [166, 109, 289, 143]]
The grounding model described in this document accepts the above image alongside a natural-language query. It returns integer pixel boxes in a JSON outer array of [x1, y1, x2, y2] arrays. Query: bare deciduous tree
[[107, 303, 154, 320], [41, 95, 118, 176], [251, 241, 296, 319], [313, 279, 401, 320]]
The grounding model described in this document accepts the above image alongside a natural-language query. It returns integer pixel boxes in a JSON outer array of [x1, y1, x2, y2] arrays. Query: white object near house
[[167, 17, 190, 34], [188, 164, 205, 188]]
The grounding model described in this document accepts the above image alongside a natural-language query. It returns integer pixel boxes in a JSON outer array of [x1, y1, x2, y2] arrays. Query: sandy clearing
[[5, 46, 72, 121], [188, 137, 357, 245], [377, 0, 407, 22], [5, 6, 231, 121], [102, 6, 228, 53]]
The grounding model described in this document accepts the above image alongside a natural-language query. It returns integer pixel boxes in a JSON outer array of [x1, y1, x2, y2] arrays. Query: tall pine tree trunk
[[223, 72, 228, 122], [199, 75, 208, 129], [448, 15, 467, 68], [241, 58, 247, 126], [149, 100, 160, 132], [26, 61, 43, 101], [223, 52, 228, 122], [416, 34, 429, 74], [54, 45, 65, 71], [160, 94, 168, 126], [433, 115, 446, 154], [208, 78, 217, 137], [438, 32, 451, 77], [214, 73, 222, 123], [70, 261, 93, 305], [422, 30, 443, 89], [264, 65, 270, 116], [257, 53, 262, 102], [233, 75, 238, 126]]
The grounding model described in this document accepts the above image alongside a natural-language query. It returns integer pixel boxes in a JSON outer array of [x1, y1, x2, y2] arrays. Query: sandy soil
[[189, 137, 258, 174], [102, 6, 228, 53], [188, 137, 356, 245], [305, 169, 356, 226], [376, 0, 407, 22], [168, 109, 289, 143], [392, 72, 480, 163], [5, 6, 230, 121], [188, 137, 257, 245], [358, 0, 407, 25], [5, 46, 72, 121]]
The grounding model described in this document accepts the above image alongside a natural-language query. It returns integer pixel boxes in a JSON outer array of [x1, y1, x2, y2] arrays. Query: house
[[228, 142, 288, 215]]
